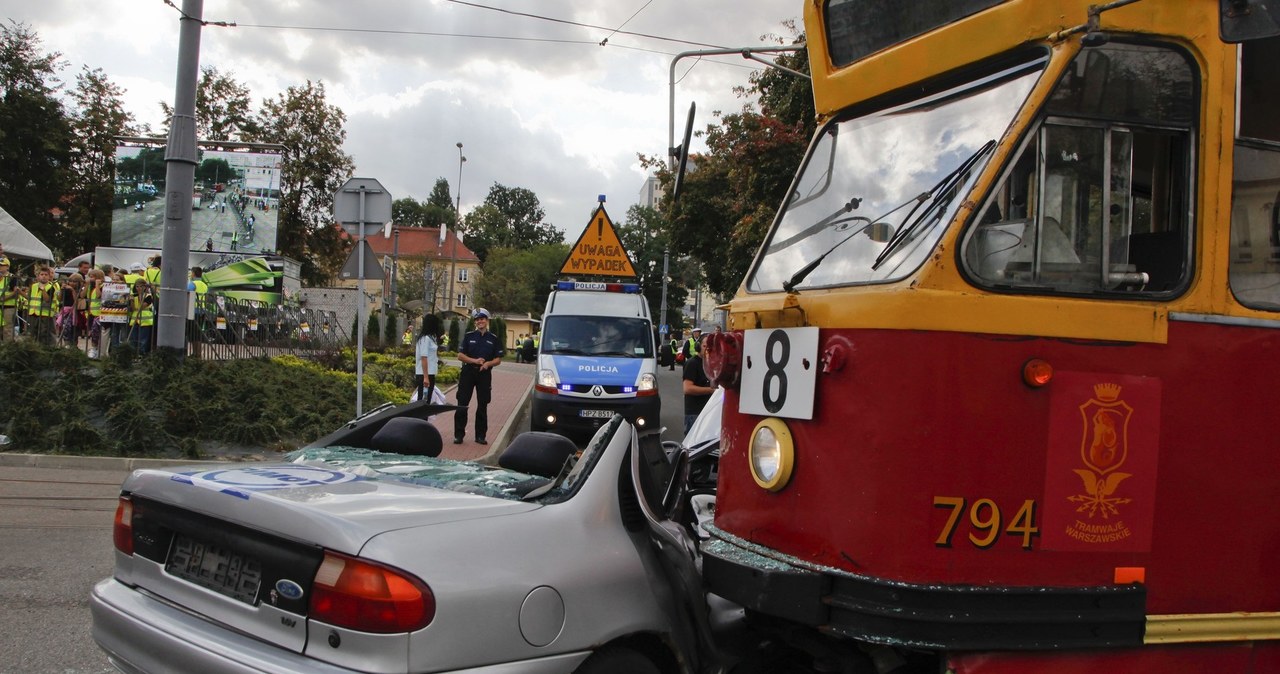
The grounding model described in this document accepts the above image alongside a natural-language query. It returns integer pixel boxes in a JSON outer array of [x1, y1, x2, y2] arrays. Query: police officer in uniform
[[453, 308, 504, 444]]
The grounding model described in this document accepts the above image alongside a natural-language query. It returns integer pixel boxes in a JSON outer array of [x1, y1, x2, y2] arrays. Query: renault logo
[[592, 385, 603, 396]]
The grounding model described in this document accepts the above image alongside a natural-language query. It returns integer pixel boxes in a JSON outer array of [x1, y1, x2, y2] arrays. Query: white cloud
[[4, 0, 803, 235]]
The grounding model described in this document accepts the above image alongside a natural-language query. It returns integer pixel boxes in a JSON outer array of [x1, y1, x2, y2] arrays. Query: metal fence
[[187, 295, 349, 360]]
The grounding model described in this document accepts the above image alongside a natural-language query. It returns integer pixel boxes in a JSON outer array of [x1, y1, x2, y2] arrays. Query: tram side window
[[962, 43, 1195, 296], [1228, 37, 1280, 311]]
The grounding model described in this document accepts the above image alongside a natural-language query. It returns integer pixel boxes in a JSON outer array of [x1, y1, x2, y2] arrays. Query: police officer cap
[[129, 262, 144, 272], [472, 308, 490, 319], [691, 326, 702, 333]]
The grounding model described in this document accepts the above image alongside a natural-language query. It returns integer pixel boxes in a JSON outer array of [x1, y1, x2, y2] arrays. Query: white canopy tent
[[0, 204, 54, 261]]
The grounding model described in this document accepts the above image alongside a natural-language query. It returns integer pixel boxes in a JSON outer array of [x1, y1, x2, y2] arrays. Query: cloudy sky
[[4, 0, 803, 237]]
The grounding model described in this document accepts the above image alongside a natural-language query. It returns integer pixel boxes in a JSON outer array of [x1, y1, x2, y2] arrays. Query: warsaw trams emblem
[[1042, 373, 1159, 552], [1069, 383, 1133, 519]]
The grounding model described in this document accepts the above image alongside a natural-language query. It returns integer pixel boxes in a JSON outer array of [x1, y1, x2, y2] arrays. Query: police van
[[533, 281, 659, 434]]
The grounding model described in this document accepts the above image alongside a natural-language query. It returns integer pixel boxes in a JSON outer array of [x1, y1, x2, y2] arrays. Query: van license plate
[[579, 409, 613, 419], [166, 534, 263, 604]]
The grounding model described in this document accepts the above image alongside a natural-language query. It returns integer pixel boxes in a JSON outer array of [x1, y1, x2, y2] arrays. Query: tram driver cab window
[[1229, 36, 1280, 311], [963, 42, 1196, 296]]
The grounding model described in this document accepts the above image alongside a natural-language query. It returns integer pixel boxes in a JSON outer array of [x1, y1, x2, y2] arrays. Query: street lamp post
[[448, 142, 465, 320]]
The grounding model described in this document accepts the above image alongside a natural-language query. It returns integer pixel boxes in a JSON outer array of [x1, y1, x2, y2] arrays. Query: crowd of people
[[0, 243, 208, 358]]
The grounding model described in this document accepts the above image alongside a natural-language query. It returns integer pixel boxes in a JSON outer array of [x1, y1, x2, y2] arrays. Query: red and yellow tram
[[699, 0, 1280, 670]]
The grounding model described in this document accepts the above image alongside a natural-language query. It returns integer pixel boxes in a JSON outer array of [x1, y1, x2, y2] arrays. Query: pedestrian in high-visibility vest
[[187, 267, 208, 357], [124, 262, 144, 286], [682, 327, 702, 360], [27, 266, 58, 345], [129, 277, 155, 355], [0, 257, 18, 342], [144, 256, 162, 286], [667, 337, 680, 370], [86, 268, 105, 358]]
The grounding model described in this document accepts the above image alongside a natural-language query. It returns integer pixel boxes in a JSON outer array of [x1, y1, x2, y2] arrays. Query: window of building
[[455, 293, 468, 309], [962, 42, 1196, 297], [457, 268, 469, 283]]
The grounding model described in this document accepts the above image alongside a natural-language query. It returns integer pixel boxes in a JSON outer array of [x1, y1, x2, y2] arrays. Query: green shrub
[[0, 342, 418, 457]]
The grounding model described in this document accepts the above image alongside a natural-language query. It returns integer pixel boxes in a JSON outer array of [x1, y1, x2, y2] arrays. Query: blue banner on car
[[553, 355, 644, 386]]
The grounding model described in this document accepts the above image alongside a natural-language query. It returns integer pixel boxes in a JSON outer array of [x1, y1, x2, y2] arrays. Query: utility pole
[[448, 142, 465, 319], [390, 226, 399, 311], [659, 247, 669, 336], [157, 0, 204, 356]]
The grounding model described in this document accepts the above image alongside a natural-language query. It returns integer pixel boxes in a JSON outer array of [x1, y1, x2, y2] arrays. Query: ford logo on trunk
[[275, 579, 305, 600]]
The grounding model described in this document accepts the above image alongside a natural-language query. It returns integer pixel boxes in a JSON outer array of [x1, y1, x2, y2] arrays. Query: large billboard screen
[[112, 141, 283, 254]]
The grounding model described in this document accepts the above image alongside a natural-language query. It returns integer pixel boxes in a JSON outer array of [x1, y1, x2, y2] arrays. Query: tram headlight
[[749, 418, 795, 492]]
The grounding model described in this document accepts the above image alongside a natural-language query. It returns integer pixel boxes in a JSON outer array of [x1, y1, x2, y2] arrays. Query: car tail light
[[113, 496, 133, 555], [310, 551, 435, 633]]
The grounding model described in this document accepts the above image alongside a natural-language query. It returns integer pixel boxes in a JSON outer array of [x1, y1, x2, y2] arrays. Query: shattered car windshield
[[747, 56, 1045, 292], [287, 447, 551, 501]]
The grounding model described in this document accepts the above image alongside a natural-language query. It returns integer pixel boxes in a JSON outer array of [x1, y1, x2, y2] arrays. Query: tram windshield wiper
[[767, 196, 864, 255], [780, 208, 905, 293], [872, 139, 996, 271]]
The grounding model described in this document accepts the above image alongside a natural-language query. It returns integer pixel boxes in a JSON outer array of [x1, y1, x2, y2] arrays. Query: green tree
[[0, 21, 73, 258], [393, 179, 455, 229], [427, 177, 454, 209], [195, 156, 234, 185], [66, 66, 134, 255], [394, 258, 450, 313], [247, 80, 355, 285], [463, 183, 563, 263], [472, 243, 568, 316], [393, 197, 429, 227], [162, 65, 254, 142], [115, 146, 166, 185], [618, 204, 689, 326]]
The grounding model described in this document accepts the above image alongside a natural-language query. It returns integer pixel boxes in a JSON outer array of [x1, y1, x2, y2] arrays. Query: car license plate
[[165, 534, 263, 604], [579, 409, 613, 419]]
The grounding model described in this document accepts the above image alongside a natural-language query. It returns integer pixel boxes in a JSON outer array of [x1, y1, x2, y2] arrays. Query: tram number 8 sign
[[740, 327, 819, 420], [933, 496, 1040, 550]]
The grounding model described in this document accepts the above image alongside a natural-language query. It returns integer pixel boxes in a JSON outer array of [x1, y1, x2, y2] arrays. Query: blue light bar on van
[[556, 281, 641, 293]]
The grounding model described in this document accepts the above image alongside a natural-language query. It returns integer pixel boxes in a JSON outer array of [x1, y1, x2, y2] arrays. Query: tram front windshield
[[748, 56, 1046, 292]]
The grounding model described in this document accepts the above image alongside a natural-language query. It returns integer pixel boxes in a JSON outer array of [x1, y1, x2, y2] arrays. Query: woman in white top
[[415, 313, 443, 402]]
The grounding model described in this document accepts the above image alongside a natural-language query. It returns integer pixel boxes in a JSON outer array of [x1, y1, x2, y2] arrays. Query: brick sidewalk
[[437, 361, 533, 462]]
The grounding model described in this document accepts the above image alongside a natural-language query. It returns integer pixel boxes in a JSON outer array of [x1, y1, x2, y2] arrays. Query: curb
[[0, 452, 232, 471], [476, 377, 533, 465]]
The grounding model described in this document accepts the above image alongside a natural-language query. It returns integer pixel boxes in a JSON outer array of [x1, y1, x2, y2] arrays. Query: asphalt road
[[0, 465, 128, 673], [111, 198, 278, 253]]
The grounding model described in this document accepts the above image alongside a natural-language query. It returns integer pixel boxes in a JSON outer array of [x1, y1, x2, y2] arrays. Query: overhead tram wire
[[446, 0, 729, 50], [599, 0, 655, 46], [167, 0, 780, 71], [206, 24, 770, 69]]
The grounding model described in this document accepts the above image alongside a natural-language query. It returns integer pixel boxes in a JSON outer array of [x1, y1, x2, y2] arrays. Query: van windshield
[[541, 315, 653, 358]]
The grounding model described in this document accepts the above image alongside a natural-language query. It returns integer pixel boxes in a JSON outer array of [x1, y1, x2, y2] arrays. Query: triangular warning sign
[[559, 205, 637, 277], [339, 241, 386, 280]]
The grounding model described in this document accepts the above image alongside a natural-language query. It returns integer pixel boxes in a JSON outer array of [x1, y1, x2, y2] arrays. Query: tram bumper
[[700, 529, 1147, 651]]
